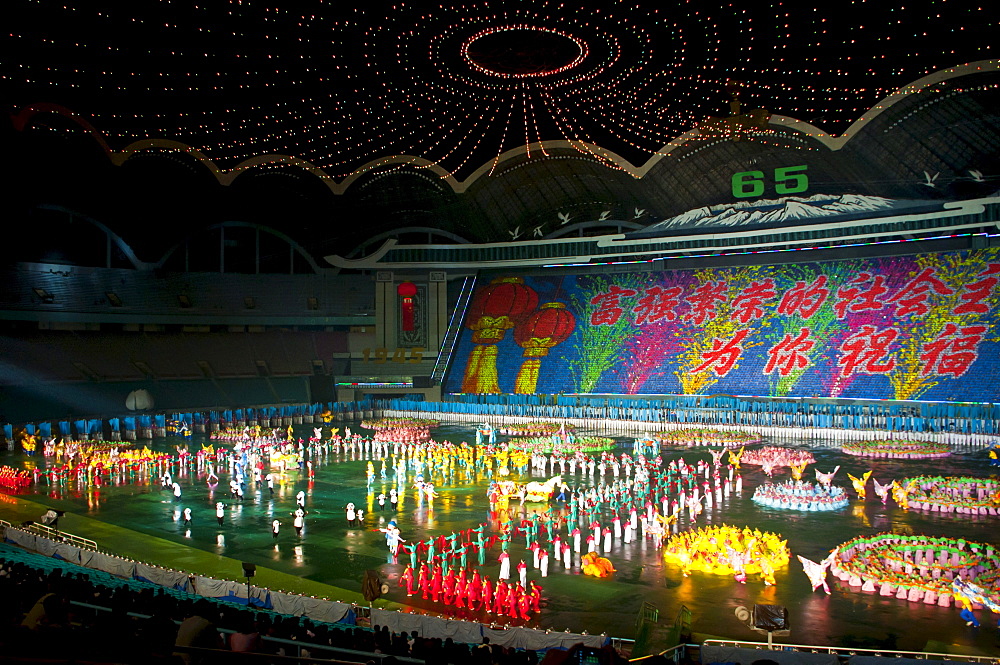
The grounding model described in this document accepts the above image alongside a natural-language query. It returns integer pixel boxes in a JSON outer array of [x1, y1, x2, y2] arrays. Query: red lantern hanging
[[397, 281, 418, 332]]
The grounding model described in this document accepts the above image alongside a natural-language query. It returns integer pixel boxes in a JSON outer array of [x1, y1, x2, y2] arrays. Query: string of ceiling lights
[[4, 0, 993, 179]]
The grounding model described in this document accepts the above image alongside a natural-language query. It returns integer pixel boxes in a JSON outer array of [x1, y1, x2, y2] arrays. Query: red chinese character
[[833, 273, 889, 319], [633, 285, 683, 325], [590, 285, 638, 326], [887, 267, 955, 317], [920, 323, 987, 377], [691, 329, 751, 376], [683, 280, 727, 325], [730, 279, 777, 324], [837, 325, 898, 377], [778, 275, 830, 319], [764, 327, 815, 376], [953, 263, 1000, 315]]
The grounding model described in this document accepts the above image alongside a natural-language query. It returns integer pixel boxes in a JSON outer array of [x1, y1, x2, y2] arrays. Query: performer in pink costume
[[797, 554, 833, 594], [815, 466, 841, 487], [873, 478, 893, 505]]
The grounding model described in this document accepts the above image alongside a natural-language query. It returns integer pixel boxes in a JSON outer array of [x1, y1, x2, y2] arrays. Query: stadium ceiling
[[5, 0, 995, 182]]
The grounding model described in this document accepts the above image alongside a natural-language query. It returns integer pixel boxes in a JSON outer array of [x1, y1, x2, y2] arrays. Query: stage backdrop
[[443, 248, 1000, 401]]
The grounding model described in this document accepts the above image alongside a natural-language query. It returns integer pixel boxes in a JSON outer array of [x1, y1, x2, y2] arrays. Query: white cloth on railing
[[482, 626, 605, 650], [247, 585, 271, 606], [192, 575, 243, 598], [269, 591, 351, 623], [370, 609, 483, 644], [850, 656, 956, 665], [79, 550, 136, 577], [52, 542, 82, 564], [4, 528, 37, 550], [135, 562, 193, 592], [33, 535, 60, 557]]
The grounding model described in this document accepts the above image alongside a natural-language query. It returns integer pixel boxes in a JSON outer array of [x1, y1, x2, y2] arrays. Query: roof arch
[[12, 60, 1000, 197], [156, 221, 326, 275], [346, 227, 472, 259]]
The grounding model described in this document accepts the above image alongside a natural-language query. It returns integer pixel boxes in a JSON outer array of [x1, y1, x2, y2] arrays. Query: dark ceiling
[[6, 0, 995, 180]]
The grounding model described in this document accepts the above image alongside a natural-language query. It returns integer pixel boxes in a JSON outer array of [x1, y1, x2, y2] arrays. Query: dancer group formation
[[14, 420, 1000, 628]]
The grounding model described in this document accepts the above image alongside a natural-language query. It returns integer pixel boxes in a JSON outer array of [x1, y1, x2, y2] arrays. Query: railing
[[430, 274, 477, 385], [629, 643, 692, 664], [22, 522, 98, 550], [702, 639, 1000, 664]]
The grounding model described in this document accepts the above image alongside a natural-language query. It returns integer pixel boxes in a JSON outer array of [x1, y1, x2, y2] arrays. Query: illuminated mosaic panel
[[445, 248, 1000, 400]]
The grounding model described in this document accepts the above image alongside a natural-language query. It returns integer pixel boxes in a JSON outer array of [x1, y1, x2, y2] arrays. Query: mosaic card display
[[445, 249, 1000, 400]]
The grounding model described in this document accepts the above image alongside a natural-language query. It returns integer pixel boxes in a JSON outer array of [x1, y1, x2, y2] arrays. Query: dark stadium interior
[[2, 1, 1000, 664]]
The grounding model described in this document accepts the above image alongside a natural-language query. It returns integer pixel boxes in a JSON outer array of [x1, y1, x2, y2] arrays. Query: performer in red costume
[[443, 569, 457, 605], [493, 580, 509, 614], [507, 583, 520, 619], [399, 565, 416, 596], [518, 589, 532, 620], [528, 581, 542, 612], [467, 570, 481, 610], [430, 563, 443, 603], [480, 574, 492, 614], [418, 563, 430, 599], [454, 569, 467, 608]]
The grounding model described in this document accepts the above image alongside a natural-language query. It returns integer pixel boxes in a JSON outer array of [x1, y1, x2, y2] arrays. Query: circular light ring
[[460, 25, 589, 79], [7, 1, 990, 178]]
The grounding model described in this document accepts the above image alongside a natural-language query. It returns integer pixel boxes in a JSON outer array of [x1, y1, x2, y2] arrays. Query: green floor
[[2, 420, 999, 653]]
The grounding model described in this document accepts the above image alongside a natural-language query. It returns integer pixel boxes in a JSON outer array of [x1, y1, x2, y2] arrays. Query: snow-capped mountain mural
[[646, 194, 937, 231]]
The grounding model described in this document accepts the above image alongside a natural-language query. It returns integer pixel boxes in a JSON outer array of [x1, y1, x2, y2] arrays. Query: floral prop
[[752, 480, 849, 511], [651, 428, 761, 448], [663, 524, 790, 585], [901, 476, 1000, 516], [360, 418, 440, 430], [830, 534, 1000, 607], [507, 436, 616, 455], [498, 422, 576, 436], [740, 446, 816, 468], [841, 439, 950, 459]]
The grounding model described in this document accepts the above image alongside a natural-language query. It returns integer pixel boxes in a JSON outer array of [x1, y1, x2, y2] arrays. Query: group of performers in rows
[[396, 556, 545, 619], [0, 465, 33, 488], [16, 418, 1000, 629]]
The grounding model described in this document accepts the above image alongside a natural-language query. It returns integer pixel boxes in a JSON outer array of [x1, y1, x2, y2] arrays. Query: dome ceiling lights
[[6, 1, 993, 179], [461, 26, 588, 78]]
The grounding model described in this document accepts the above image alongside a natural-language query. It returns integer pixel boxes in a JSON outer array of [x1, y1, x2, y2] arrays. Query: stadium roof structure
[[4, 1, 1000, 261]]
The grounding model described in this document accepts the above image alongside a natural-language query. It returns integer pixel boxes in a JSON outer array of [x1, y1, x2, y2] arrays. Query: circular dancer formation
[[652, 428, 761, 448], [663, 525, 790, 585], [361, 417, 440, 444], [902, 476, 1000, 516], [841, 439, 950, 459], [507, 436, 616, 455], [739, 446, 816, 472], [498, 422, 575, 436], [752, 480, 850, 511], [830, 534, 1000, 606]]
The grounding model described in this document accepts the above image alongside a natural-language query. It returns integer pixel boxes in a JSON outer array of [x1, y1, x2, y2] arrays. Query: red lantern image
[[513, 302, 576, 394], [465, 276, 539, 343], [397, 281, 418, 332], [461, 277, 539, 393]]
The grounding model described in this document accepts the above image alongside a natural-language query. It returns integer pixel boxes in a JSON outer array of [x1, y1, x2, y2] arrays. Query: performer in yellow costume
[[848, 470, 873, 500], [581, 551, 616, 578]]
